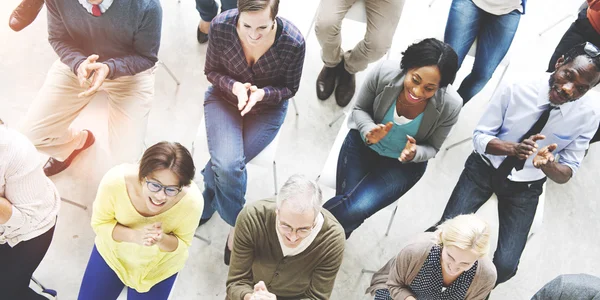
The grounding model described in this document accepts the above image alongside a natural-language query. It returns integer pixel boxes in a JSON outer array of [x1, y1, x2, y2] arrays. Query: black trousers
[[547, 5, 600, 144], [0, 225, 55, 300]]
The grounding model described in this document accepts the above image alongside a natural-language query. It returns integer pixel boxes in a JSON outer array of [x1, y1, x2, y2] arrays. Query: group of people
[[2, 0, 600, 299]]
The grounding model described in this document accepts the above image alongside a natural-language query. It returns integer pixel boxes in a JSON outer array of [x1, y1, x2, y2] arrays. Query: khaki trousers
[[20, 60, 155, 163], [315, 0, 405, 74]]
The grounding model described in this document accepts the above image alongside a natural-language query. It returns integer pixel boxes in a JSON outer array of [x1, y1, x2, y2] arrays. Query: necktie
[[92, 4, 102, 17], [493, 106, 555, 183]]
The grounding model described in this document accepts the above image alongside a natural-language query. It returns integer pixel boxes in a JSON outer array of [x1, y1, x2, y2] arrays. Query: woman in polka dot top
[[366, 214, 497, 300]]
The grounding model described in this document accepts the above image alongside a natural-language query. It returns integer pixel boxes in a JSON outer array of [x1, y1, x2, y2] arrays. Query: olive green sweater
[[226, 199, 345, 300]]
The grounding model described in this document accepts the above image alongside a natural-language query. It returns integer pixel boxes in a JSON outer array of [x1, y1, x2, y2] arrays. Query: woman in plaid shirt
[[200, 0, 305, 265]]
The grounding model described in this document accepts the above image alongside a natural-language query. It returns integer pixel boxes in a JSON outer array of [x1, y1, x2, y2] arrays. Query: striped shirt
[[0, 126, 60, 247], [204, 9, 305, 107]]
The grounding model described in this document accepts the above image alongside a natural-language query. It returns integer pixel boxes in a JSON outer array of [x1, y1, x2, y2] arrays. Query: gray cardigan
[[348, 61, 462, 163]]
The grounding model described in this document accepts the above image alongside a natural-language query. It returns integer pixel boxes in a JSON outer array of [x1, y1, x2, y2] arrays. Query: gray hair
[[276, 174, 322, 218]]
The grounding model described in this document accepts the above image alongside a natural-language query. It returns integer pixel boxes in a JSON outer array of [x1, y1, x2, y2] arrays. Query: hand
[[399, 135, 417, 162], [77, 54, 99, 87], [533, 143, 557, 168], [233, 82, 252, 111], [513, 134, 545, 160], [240, 86, 265, 116], [77, 59, 110, 97], [142, 222, 164, 246], [365, 122, 393, 144], [249, 281, 276, 300]]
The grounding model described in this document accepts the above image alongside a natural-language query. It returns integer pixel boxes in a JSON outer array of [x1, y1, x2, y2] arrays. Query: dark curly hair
[[400, 38, 459, 88]]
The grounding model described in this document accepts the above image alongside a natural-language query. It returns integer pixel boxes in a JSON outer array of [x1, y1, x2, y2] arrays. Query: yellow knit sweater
[[91, 164, 203, 292]]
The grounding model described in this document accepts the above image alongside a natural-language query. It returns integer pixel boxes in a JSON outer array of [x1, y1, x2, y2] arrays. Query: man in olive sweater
[[20, 0, 162, 176], [227, 175, 346, 300]]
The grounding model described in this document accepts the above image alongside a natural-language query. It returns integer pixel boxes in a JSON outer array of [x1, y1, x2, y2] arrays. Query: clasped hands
[[139, 222, 165, 247], [365, 122, 417, 162], [245, 281, 277, 300], [77, 54, 110, 98], [513, 134, 558, 169], [233, 82, 265, 116]]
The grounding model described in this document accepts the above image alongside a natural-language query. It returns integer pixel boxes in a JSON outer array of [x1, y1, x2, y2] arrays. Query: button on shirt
[[473, 73, 600, 182], [78, 0, 113, 14]]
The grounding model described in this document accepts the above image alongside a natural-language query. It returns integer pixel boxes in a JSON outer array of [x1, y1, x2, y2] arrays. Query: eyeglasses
[[144, 178, 181, 197], [277, 218, 315, 238], [584, 42, 600, 58]]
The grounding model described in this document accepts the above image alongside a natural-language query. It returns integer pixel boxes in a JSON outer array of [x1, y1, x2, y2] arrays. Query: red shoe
[[8, 0, 45, 32]]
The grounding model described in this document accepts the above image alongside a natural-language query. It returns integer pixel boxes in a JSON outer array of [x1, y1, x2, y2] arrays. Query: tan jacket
[[366, 233, 497, 300]]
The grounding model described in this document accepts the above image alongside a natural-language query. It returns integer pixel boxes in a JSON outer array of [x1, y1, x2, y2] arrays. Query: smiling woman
[[322, 38, 462, 239], [77, 142, 203, 300]]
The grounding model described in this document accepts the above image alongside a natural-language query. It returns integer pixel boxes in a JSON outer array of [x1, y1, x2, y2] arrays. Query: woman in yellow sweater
[[78, 142, 203, 300]]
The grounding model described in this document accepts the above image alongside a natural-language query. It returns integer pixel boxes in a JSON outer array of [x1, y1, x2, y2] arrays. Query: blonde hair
[[436, 214, 490, 257]]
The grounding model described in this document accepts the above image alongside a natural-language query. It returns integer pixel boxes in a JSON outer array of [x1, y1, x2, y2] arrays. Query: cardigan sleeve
[[387, 241, 434, 300], [227, 206, 258, 300], [303, 228, 345, 300], [351, 62, 384, 140], [465, 257, 497, 300]]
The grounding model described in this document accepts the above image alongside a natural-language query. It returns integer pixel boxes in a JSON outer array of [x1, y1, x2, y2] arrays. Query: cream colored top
[[473, 0, 522, 15], [0, 126, 60, 247]]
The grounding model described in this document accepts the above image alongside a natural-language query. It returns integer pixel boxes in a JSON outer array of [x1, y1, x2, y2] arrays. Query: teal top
[[369, 103, 423, 159]]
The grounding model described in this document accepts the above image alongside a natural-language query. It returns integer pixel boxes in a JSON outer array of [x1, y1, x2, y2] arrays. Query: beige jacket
[[366, 233, 497, 300]]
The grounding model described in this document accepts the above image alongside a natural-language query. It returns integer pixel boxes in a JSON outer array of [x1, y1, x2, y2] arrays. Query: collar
[[78, 0, 114, 13], [537, 74, 575, 117]]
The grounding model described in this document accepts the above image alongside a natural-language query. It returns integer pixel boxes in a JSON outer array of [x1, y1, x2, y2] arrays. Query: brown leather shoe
[[335, 65, 355, 107], [8, 0, 45, 32], [43, 130, 95, 177], [316, 64, 339, 100]]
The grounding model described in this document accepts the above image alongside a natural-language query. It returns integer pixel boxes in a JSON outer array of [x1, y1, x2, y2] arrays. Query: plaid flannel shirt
[[204, 9, 305, 107]]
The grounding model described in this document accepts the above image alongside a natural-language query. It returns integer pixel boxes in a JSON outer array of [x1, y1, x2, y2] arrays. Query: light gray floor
[[1, 0, 599, 299]]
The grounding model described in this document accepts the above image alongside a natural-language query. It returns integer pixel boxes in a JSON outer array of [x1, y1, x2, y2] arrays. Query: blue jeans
[[431, 152, 545, 285], [78, 245, 177, 300], [196, 0, 237, 22], [323, 129, 427, 238], [445, 0, 521, 104], [202, 87, 287, 226]]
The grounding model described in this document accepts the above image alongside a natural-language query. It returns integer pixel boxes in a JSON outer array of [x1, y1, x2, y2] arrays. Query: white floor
[[1, 0, 599, 299]]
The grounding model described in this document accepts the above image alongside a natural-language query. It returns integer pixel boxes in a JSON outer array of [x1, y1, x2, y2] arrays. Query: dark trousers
[[547, 5, 600, 144], [0, 225, 55, 300], [195, 0, 237, 22], [428, 152, 545, 285]]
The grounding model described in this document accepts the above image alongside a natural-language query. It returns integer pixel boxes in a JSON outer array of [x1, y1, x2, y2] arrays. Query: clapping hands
[[233, 81, 265, 116], [142, 222, 164, 247], [77, 54, 110, 98]]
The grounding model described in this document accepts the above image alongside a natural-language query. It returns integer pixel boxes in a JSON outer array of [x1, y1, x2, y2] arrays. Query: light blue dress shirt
[[473, 73, 600, 182]]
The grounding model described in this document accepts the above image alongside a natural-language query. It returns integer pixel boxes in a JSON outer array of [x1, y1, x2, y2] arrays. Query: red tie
[[92, 4, 102, 17]]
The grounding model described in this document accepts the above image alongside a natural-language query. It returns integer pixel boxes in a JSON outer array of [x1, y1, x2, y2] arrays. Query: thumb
[[547, 143, 557, 152], [243, 82, 252, 88], [254, 281, 267, 291], [250, 85, 258, 92], [384, 122, 393, 131], [89, 54, 99, 62], [531, 134, 546, 142], [406, 135, 416, 144]]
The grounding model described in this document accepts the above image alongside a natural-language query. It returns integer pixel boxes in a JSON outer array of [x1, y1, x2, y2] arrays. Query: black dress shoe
[[197, 27, 208, 44], [316, 64, 339, 100], [224, 236, 231, 266], [8, 0, 44, 32], [335, 65, 356, 107], [43, 130, 95, 177]]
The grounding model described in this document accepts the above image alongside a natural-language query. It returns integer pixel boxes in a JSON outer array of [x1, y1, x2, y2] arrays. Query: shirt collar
[[537, 74, 575, 116], [78, 0, 114, 14]]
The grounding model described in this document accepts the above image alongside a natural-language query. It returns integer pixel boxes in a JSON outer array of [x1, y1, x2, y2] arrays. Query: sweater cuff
[[4, 206, 26, 228]]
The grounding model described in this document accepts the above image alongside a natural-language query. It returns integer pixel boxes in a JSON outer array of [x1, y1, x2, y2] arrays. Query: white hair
[[276, 174, 322, 217]]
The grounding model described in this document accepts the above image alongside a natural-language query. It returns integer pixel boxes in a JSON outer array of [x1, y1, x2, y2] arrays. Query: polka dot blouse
[[375, 244, 478, 300]]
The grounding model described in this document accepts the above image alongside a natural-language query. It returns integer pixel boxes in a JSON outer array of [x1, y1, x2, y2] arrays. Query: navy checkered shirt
[[204, 9, 306, 107]]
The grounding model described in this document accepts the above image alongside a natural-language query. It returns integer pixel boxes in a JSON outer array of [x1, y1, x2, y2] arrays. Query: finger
[[88, 54, 99, 62], [254, 281, 267, 291], [548, 154, 555, 162], [238, 94, 248, 110], [406, 135, 416, 144], [241, 99, 256, 116], [547, 143, 557, 152], [250, 85, 258, 92], [243, 82, 251, 88], [384, 122, 393, 131], [531, 134, 546, 142]]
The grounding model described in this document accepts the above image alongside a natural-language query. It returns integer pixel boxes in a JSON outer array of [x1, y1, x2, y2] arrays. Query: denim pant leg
[[324, 130, 428, 238], [493, 179, 544, 285], [427, 152, 495, 231], [444, 0, 482, 68], [458, 9, 521, 103], [196, 0, 237, 22], [202, 88, 246, 226], [242, 102, 288, 162]]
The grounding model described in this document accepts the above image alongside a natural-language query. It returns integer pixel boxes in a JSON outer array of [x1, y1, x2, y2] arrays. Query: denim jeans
[[78, 246, 177, 300], [323, 129, 427, 238], [202, 87, 287, 226], [445, 0, 521, 104], [430, 152, 545, 285], [195, 0, 237, 22]]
